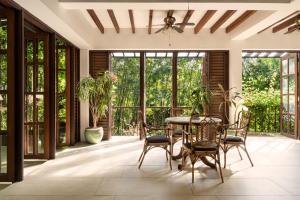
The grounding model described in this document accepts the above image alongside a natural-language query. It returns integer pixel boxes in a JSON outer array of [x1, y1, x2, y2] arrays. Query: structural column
[[79, 49, 89, 142]]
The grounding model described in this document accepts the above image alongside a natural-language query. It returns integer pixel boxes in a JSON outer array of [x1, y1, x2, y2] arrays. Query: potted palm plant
[[77, 71, 115, 144], [191, 82, 212, 115]]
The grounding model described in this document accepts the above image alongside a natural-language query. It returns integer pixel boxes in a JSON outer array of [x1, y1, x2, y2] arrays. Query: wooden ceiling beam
[[180, 10, 194, 30], [107, 9, 120, 33], [273, 14, 300, 33], [128, 9, 135, 34], [225, 10, 256, 33], [148, 10, 153, 34], [285, 24, 297, 34], [87, 9, 104, 34], [258, 11, 299, 34], [210, 10, 236, 33], [194, 10, 217, 34]]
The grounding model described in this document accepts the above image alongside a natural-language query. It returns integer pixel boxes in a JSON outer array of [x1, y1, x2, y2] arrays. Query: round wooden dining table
[[165, 116, 222, 169]]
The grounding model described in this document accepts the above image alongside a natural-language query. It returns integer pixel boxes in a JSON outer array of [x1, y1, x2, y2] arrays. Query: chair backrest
[[235, 107, 251, 139], [138, 110, 147, 138], [187, 114, 223, 148]]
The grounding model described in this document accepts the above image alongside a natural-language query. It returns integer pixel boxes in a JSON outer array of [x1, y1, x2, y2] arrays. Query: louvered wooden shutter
[[207, 51, 229, 121], [89, 51, 112, 140]]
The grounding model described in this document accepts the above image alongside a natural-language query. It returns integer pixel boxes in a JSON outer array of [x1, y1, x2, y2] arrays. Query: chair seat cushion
[[146, 135, 170, 143], [222, 135, 243, 143], [184, 142, 218, 151]]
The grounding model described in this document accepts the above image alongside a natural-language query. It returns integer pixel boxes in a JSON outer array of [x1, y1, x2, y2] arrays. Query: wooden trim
[[210, 10, 236, 33], [148, 10, 153, 34], [273, 14, 300, 33], [48, 33, 56, 159], [140, 52, 145, 139], [128, 9, 135, 34], [87, 9, 104, 34], [107, 9, 120, 33], [70, 47, 76, 145], [194, 10, 216, 34], [172, 52, 177, 111], [180, 10, 194, 30], [225, 10, 256, 33], [258, 11, 299, 34]]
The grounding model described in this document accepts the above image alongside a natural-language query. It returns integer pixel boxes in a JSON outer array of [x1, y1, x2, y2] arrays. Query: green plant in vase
[[77, 71, 116, 144], [191, 82, 212, 115]]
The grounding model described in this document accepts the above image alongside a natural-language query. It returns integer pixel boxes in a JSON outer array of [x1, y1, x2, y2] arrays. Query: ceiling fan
[[152, 11, 195, 34]]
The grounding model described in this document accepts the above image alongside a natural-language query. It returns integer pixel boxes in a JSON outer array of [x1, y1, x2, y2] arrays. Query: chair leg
[[243, 146, 254, 167], [223, 149, 227, 169], [138, 147, 149, 169], [217, 152, 224, 183], [165, 148, 168, 161], [192, 162, 195, 183], [138, 144, 146, 162], [169, 145, 172, 170], [236, 146, 243, 160]]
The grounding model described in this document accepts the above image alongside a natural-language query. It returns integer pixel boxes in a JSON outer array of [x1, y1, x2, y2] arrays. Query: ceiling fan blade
[[151, 24, 166, 27], [155, 27, 166, 34], [172, 26, 184, 33], [175, 22, 195, 26]]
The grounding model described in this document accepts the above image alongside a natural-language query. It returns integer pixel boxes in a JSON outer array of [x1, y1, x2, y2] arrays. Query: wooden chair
[[221, 107, 253, 168], [138, 111, 172, 169], [181, 114, 224, 183]]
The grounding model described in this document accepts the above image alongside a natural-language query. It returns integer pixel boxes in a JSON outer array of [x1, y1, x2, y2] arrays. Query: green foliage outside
[[0, 19, 8, 131], [111, 56, 203, 136], [242, 58, 281, 133]]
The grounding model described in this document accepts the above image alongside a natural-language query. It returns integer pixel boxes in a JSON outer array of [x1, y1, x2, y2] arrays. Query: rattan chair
[[138, 111, 172, 169], [181, 114, 224, 183], [221, 107, 253, 168]]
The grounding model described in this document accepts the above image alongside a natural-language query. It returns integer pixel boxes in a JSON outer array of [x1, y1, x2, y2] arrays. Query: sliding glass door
[[281, 53, 298, 138], [24, 30, 49, 159]]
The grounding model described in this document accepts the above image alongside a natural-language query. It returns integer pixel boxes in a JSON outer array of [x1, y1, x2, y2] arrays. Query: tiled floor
[[1, 136, 300, 200]]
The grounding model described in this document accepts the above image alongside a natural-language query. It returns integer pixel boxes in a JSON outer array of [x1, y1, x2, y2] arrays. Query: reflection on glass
[[26, 41, 33, 63], [57, 70, 66, 93], [26, 95, 34, 122], [59, 121, 66, 144], [290, 115, 295, 133], [36, 95, 44, 122], [282, 95, 288, 113], [38, 125, 44, 154], [0, 54, 7, 90], [37, 65, 44, 92], [282, 77, 288, 94], [38, 41, 44, 62], [289, 75, 295, 94], [289, 95, 295, 113], [58, 49, 66, 70], [0, 18, 7, 49], [0, 17, 7, 174], [282, 115, 288, 133], [26, 65, 33, 92], [27, 125, 34, 154], [58, 95, 66, 121], [289, 58, 295, 74], [177, 57, 203, 106], [0, 94, 7, 131], [282, 59, 288, 75]]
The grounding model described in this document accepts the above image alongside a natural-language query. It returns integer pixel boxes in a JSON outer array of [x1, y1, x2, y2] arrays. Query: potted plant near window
[[77, 71, 115, 144], [191, 82, 212, 115]]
